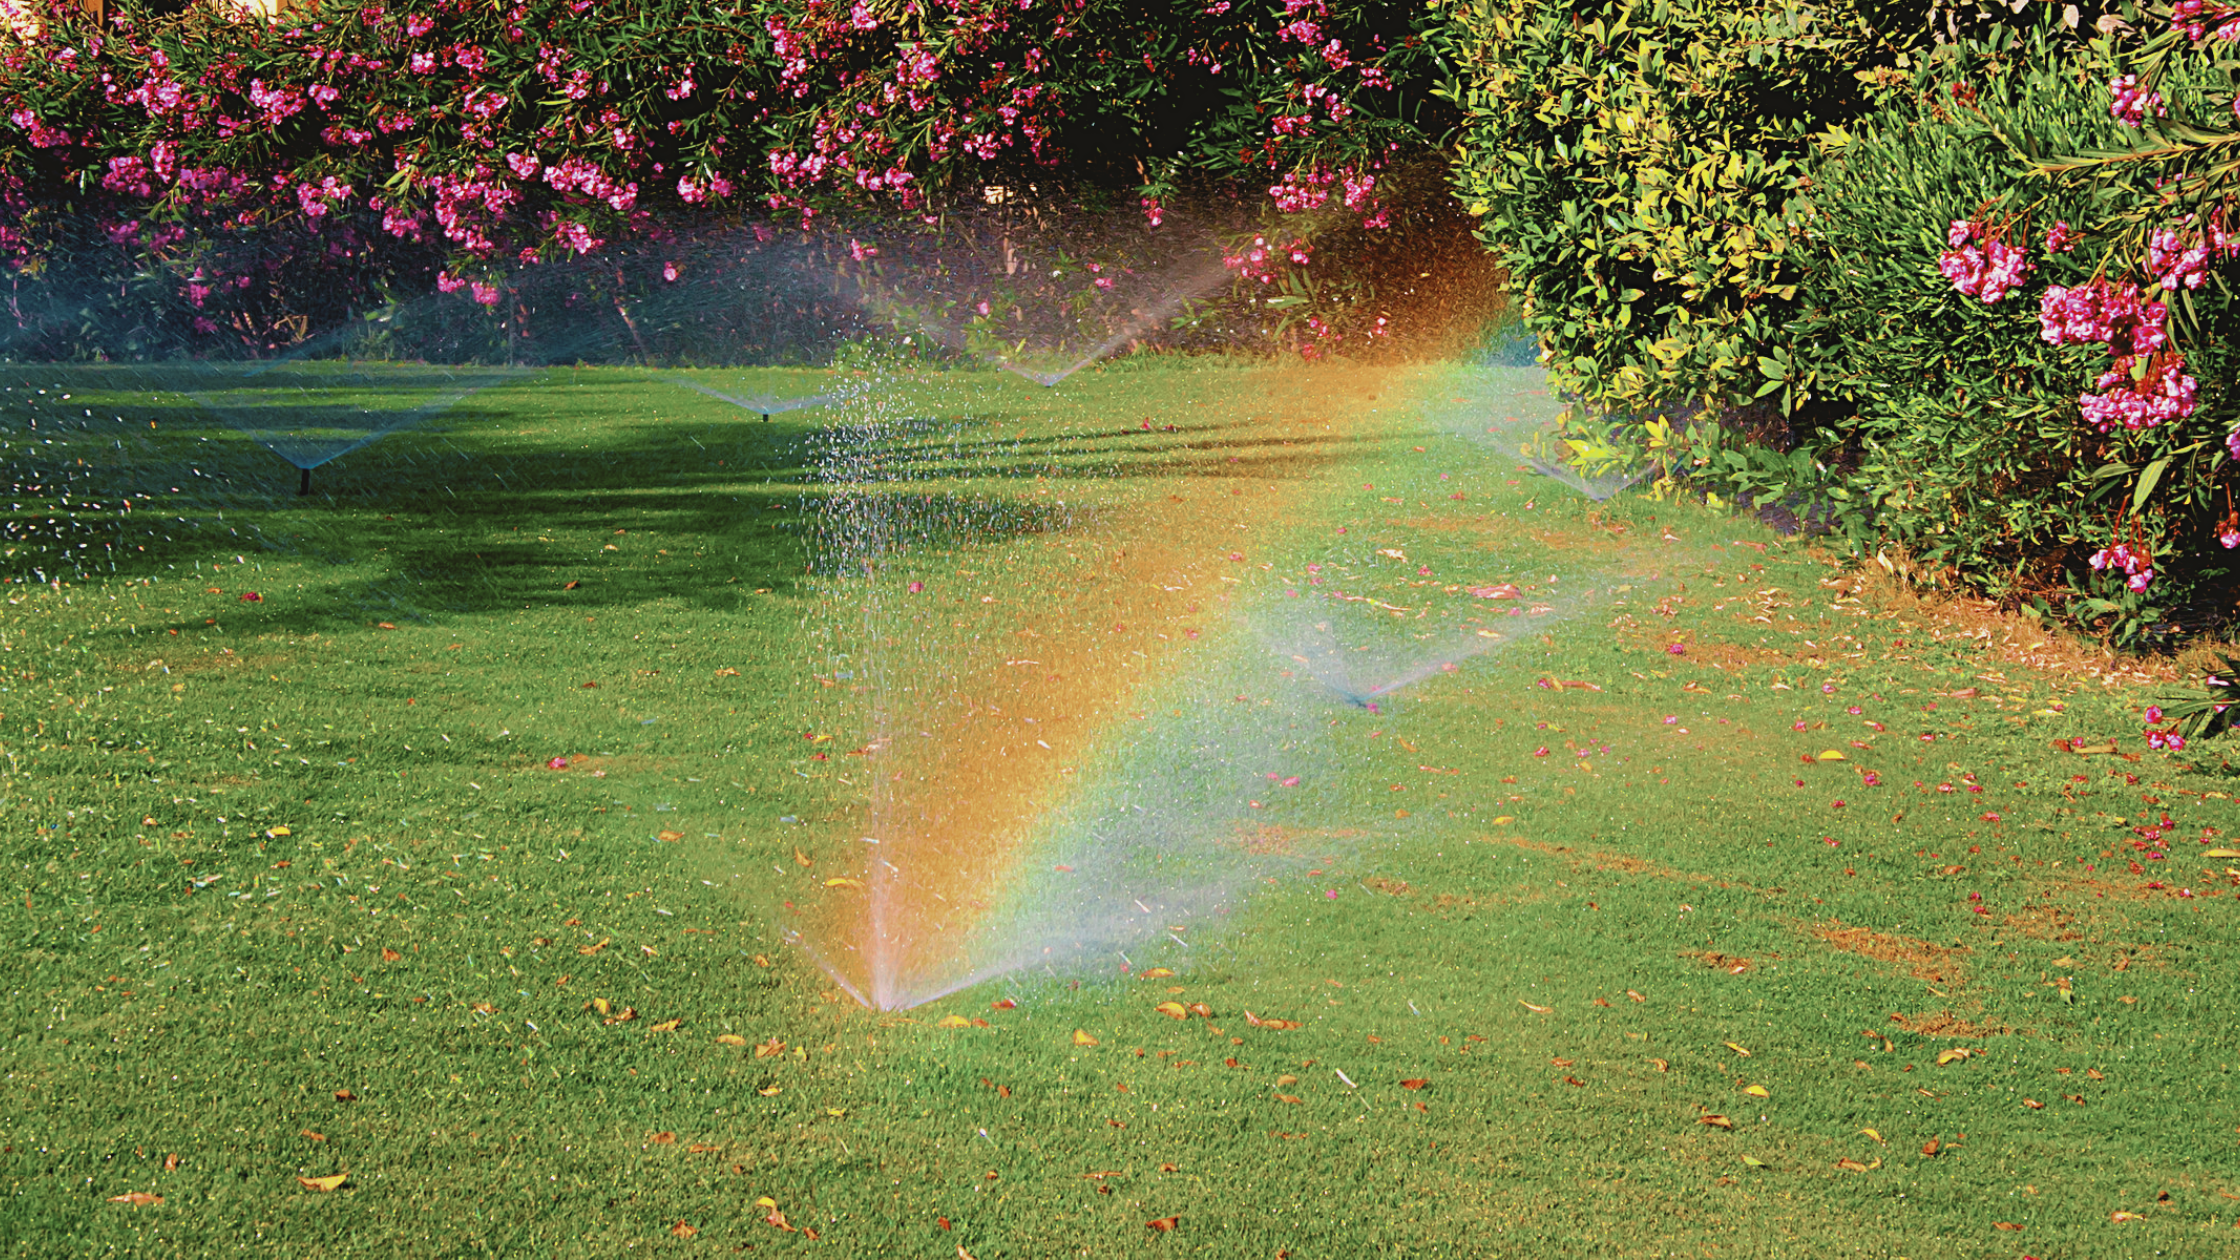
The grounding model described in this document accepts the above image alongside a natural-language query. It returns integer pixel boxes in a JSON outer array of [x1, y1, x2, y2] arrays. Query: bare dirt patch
[[1810, 920, 1971, 985], [1888, 1010, 2010, 1038], [1680, 950, 1756, 974], [2001, 901, 2085, 942]]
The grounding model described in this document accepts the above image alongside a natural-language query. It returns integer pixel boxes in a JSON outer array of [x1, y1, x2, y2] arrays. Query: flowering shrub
[[0, 0, 1455, 358], [1788, 14, 2240, 646]]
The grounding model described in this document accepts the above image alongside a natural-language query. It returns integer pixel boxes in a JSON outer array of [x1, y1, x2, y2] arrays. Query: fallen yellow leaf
[[266, 826, 291, 837], [936, 1014, 972, 1029], [825, 1108, 846, 1118], [1698, 1114, 1734, 1129], [1073, 1029, 1099, 1046], [1935, 1048, 1974, 1066], [2206, 848, 2240, 858], [823, 877, 864, 889], [1834, 1157, 1871, 1173], [1742, 1084, 1770, 1098], [649, 1018, 682, 1032], [716, 1034, 748, 1046], [1519, 1000, 1553, 1014], [657, 830, 685, 843], [1153, 1001, 1188, 1019], [1491, 815, 1514, 825], [1724, 1042, 1752, 1057], [1816, 749, 1847, 761], [2111, 1210, 2145, 1223], [1858, 1128, 1884, 1143], [754, 1037, 786, 1058], [1139, 968, 1175, 979], [295, 1174, 348, 1193], [757, 1086, 781, 1096]]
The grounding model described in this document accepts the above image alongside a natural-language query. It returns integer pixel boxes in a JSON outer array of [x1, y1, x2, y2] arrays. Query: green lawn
[[2, 357, 2236, 1256]]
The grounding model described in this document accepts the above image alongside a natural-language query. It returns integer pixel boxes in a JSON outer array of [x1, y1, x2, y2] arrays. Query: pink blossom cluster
[[2108, 74, 2166, 128], [434, 270, 500, 305], [1938, 219, 2031, 303], [2043, 220, 2078, 253], [295, 175, 352, 218], [8, 107, 68, 148], [2079, 352, 2198, 432], [2171, 0, 2240, 41], [2037, 279, 2167, 355], [540, 156, 636, 212], [2146, 726, 2188, 751], [2146, 217, 2237, 290], [1224, 234, 1308, 284], [2089, 541, 2155, 591]]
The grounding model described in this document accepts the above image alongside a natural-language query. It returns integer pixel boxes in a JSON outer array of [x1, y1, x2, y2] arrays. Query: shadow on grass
[[65, 387, 1384, 636]]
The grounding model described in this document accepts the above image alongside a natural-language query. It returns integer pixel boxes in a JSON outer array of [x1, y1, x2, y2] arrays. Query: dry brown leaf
[[1626, 990, 1646, 1002], [1273, 1093, 1303, 1104], [1140, 967, 1175, 979], [2111, 1210, 2146, 1223], [716, 1034, 748, 1046], [1649, 1058, 1669, 1072], [578, 938, 610, 956], [1699, 1115, 1734, 1130], [1921, 1136, 1942, 1157], [649, 1018, 682, 1032], [649, 1132, 677, 1145], [108, 1192, 163, 1206], [754, 1037, 786, 1058], [1186, 1002, 1212, 1018], [333, 1089, 357, 1103], [162, 1154, 179, 1172], [657, 830, 685, 843], [380, 948, 401, 962], [1399, 1079, 1430, 1090], [1518, 1000, 1553, 1014], [1834, 1158, 1871, 1173], [296, 1173, 348, 1193], [1993, 1222, 2023, 1232], [670, 1222, 697, 1238], [1145, 1216, 1179, 1232]]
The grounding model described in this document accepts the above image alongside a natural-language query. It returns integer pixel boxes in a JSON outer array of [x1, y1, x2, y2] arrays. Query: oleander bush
[[0, 0, 1468, 361], [1792, 19, 2240, 645]]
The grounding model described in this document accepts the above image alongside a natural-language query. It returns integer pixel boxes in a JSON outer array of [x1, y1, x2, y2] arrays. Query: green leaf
[[2132, 456, 2170, 517]]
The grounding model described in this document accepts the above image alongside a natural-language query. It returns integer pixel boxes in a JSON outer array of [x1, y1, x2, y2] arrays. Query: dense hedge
[[1435, 0, 1923, 418]]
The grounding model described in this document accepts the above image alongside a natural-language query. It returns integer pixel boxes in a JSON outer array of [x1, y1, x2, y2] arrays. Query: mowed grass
[[1, 359, 2237, 1257]]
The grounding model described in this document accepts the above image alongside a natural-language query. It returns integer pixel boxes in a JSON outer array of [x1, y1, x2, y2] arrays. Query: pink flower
[[1939, 220, 2032, 303], [2044, 221, 2078, 253], [1665, 643, 1686, 655], [547, 756, 569, 770], [2080, 352, 2197, 432], [2109, 74, 2167, 127], [2089, 542, 2155, 591], [2146, 705, 2165, 723], [907, 581, 924, 593], [239, 591, 262, 602]]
